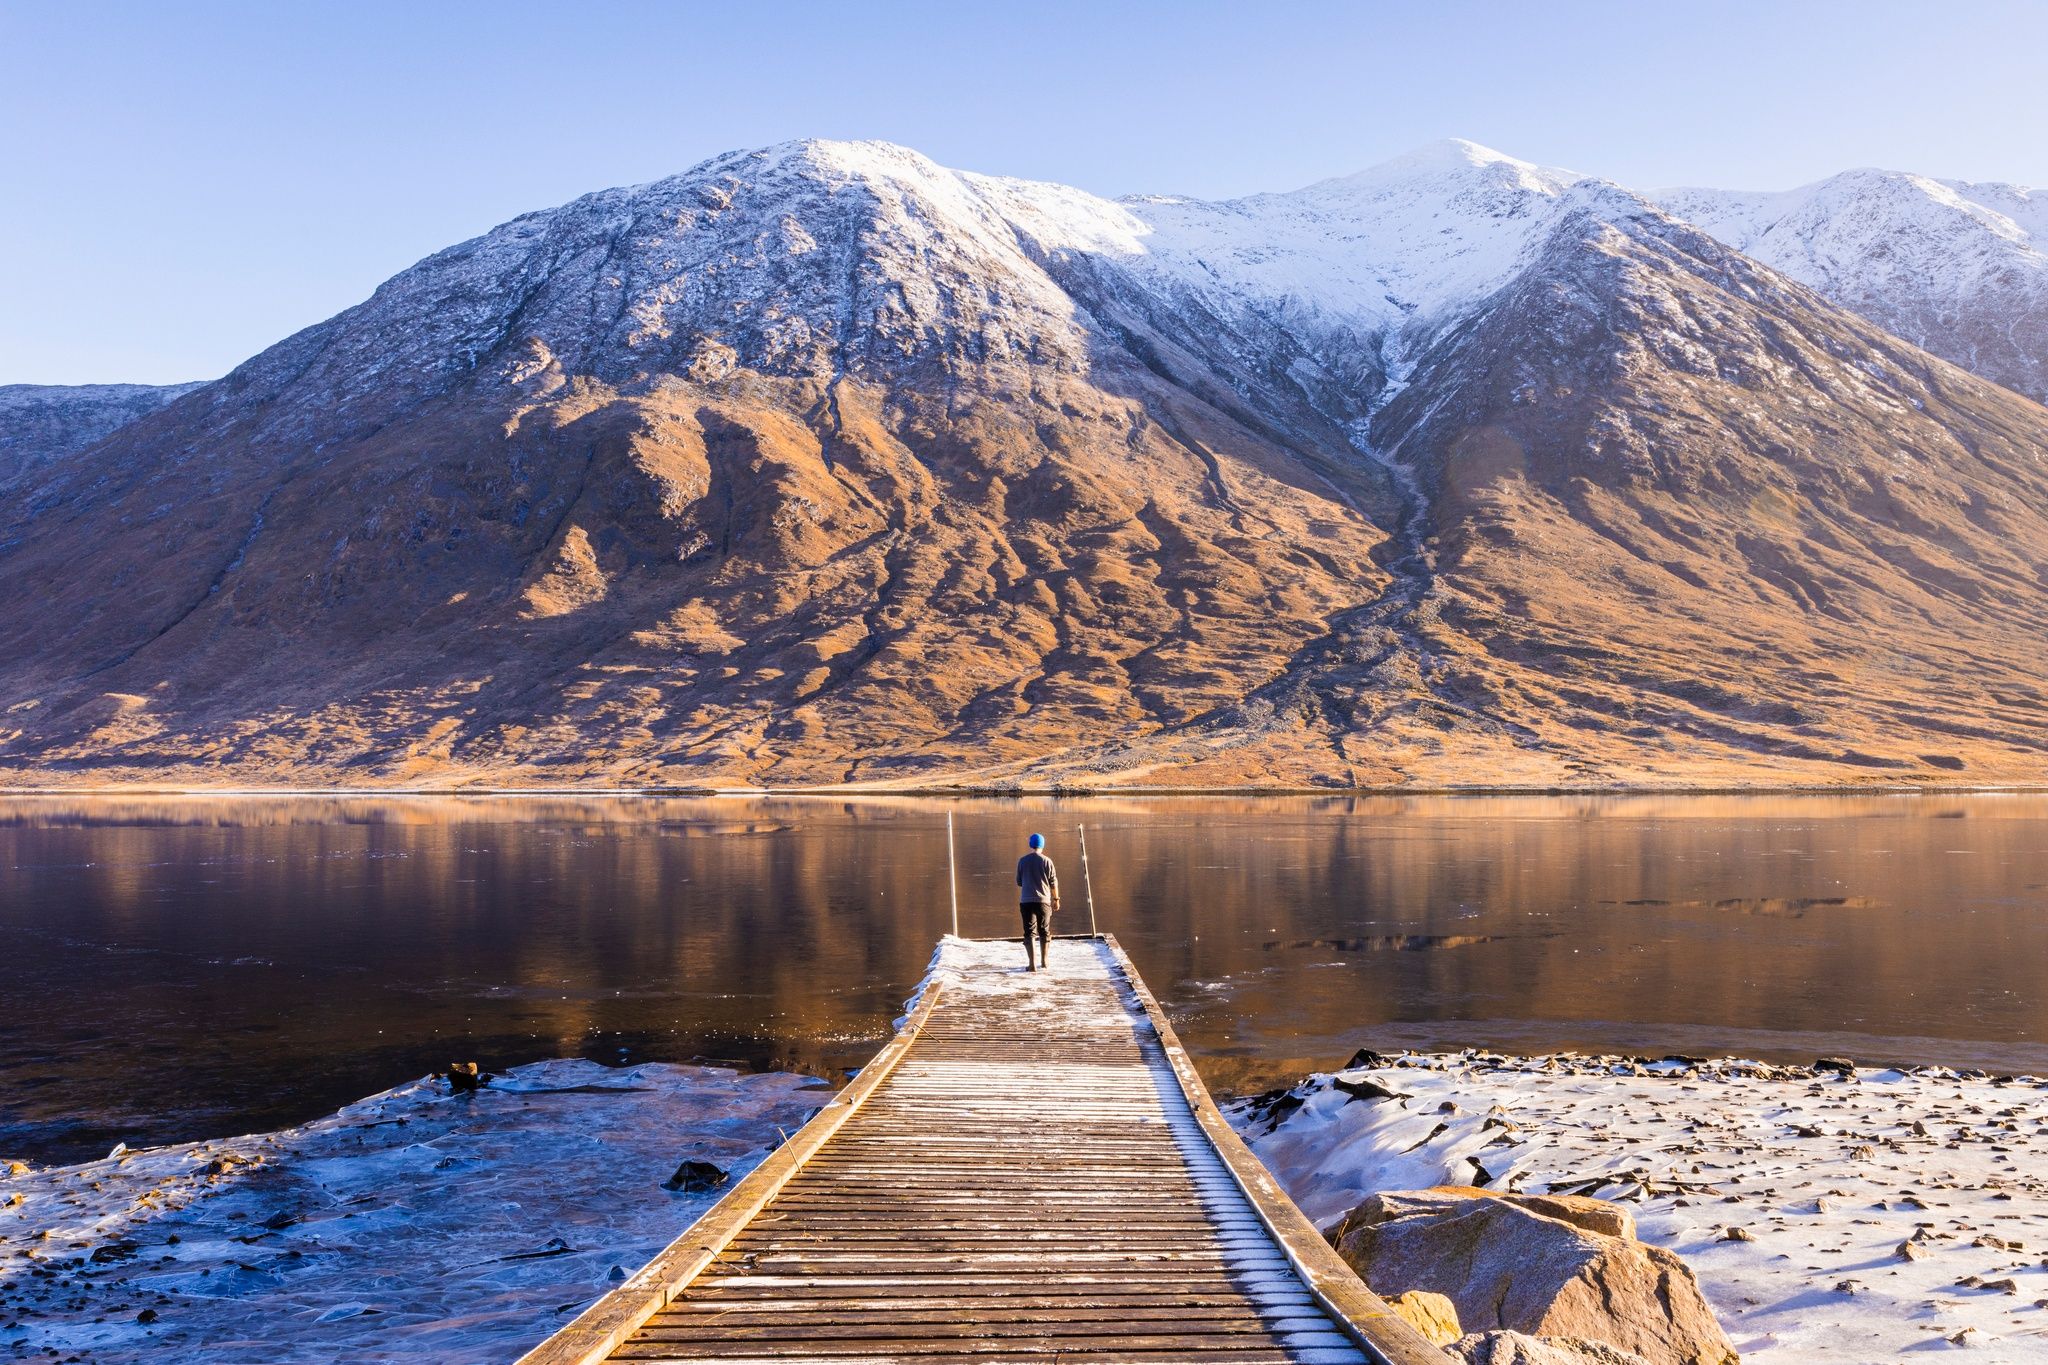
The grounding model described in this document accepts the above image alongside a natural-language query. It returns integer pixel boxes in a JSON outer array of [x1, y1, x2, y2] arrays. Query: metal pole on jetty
[[946, 810, 959, 938], [1078, 822, 1098, 935]]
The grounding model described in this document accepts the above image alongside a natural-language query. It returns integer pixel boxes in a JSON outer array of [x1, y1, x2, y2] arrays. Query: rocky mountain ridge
[[1655, 168, 2048, 402], [3, 139, 2046, 788], [0, 381, 205, 493]]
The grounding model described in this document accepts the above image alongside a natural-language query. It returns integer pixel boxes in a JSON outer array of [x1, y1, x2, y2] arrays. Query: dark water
[[4, 793, 2047, 1165]]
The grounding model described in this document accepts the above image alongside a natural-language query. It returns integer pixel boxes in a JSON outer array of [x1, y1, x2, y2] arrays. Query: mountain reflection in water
[[3, 793, 2046, 1164]]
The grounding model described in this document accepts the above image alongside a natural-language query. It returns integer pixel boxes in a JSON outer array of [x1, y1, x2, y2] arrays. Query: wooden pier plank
[[517, 936, 1443, 1365]]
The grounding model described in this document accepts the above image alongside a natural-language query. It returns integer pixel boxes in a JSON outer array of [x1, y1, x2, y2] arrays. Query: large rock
[[1378, 1186, 1636, 1240], [1453, 1331, 1653, 1364], [1390, 1289, 1463, 1346], [1330, 1187, 1736, 1365], [662, 1159, 730, 1193]]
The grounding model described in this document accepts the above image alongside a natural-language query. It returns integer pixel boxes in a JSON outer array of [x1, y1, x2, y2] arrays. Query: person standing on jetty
[[1016, 833, 1060, 971]]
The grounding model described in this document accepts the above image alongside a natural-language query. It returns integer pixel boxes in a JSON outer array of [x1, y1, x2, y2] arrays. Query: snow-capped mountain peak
[[205, 133, 2048, 463], [1653, 165, 2048, 399], [339, 134, 1617, 407], [1308, 136, 1582, 195], [1659, 165, 2047, 255], [11, 136, 2048, 791], [1150, 138, 1588, 329], [970, 138, 1598, 348]]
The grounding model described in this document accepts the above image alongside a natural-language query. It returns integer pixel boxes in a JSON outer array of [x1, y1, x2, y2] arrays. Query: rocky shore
[[0, 1060, 828, 1363], [11, 1037, 2048, 1362], [1229, 1050, 2048, 1361]]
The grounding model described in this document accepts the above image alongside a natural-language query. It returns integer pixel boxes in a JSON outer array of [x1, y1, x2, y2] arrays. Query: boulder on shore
[[1389, 1289, 1463, 1346], [662, 1159, 730, 1193], [446, 1061, 489, 1093], [1453, 1331, 1654, 1364], [1330, 1187, 1736, 1365]]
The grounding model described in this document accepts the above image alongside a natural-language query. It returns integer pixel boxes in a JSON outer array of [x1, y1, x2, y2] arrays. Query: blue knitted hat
[[1028, 833, 1045, 849]]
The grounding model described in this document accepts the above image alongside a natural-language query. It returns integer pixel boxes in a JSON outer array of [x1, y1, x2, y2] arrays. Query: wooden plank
[[519, 935, 1440, 1365], [700, 1257, 1291, 1274], [606, 1342, 1359, 1358], [676, 1283, 1312, 1303], [511, 975, 951, 1365], [650, 1306, 1307, 1325], [666, 1297, 1315, 1310], [606, 1350, 1318, 1358], [716, 1238, 1265, 1249], [684, 1275, 1305, 1296], [1099, 934, 1445, 1365], [737, 1210, 1251, 1222], [629, 1320, 1305, 1342]]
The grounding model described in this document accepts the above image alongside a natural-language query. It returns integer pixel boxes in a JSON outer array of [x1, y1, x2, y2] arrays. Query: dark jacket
[[1016, 851, 1059, 906]]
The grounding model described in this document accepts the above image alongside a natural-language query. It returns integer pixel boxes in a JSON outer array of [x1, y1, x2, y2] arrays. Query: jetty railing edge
[[512, 976, 951, 1365], [1100, 933, 1451, 1365]]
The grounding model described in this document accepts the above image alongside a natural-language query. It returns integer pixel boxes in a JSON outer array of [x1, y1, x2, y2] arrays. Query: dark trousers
[[1019, 902, 1050, 960]]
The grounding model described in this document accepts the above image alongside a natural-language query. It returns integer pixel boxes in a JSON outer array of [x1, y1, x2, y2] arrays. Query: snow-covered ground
[[13, 954, 2048, 1364], [1228, 1051, 2048, 1361], [0, 1060, 829, 1363]]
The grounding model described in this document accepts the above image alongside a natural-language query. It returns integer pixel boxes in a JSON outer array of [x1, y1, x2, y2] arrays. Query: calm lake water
[[4, 793, 2047, 1165]]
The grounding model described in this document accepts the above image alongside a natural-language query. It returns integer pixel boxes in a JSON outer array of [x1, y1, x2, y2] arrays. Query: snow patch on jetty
[[1229, 1050, 2048, 1361], [0, 1059, 830, 1363], [903, 933, 1115, 1024]]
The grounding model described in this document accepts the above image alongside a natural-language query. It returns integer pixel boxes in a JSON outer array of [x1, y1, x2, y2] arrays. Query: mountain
[[1657, 170, 2048, 402], [0, 382, 205, 493], [1283, 184, 2048, 786], [3, 139, 2047, 789]]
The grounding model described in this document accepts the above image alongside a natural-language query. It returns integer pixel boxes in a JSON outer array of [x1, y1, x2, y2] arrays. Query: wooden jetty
[[518, 935, 1443, 1364]]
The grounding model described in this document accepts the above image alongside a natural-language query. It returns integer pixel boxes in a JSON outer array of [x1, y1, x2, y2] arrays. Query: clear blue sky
[[5, 0, 2045, 385]]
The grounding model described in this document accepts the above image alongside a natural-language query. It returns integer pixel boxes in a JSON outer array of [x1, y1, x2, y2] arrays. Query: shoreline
[[11, 929, 2048, 1362], [0, 1060, 833, 1364], [3, 781, 2047, 798], [14, 1042, 2047, 1362], [1229, 1049, 2048, 1361]]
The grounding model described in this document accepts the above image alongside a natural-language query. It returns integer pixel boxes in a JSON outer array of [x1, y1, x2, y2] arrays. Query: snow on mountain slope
[[1097, 176, 2048, 790], [0, 381, 205, 492], [392, 135, 1592, 390], [0, 137, 1403, 788], [979, 137, 1586, 349], [148, 135, 1591, 489], [1944, 174, 2048, 240], [8, 137, 2048, 789], [1131, 139, 1581, 330], [1657, 169, 2048, 401], [207, 138, 1116, 431], [206, 138, 2037, 425]]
